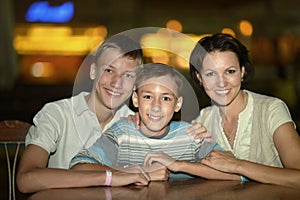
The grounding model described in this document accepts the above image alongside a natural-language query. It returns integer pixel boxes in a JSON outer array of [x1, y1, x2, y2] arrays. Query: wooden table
[[28, 178, 300, 200]]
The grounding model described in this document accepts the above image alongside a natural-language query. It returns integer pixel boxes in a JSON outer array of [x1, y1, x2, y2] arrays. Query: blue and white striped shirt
[[70, 120, 217, 171]]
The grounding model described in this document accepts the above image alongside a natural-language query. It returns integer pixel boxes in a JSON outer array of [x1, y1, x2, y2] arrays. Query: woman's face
[[198, 50, 244, 106]]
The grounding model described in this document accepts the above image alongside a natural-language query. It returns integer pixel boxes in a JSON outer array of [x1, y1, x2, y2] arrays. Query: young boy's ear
[[175, 96, 183, 112], [132, 91, 139, 108]]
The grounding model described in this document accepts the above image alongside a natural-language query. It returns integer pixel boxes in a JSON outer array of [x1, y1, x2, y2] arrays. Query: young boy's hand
[[144, 151, 180, 173], [143, 162, 169, 181]]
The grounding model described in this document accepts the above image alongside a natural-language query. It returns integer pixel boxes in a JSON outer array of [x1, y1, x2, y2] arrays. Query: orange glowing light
[[239, 20, 253, 36], [166, 20, 183, 32]]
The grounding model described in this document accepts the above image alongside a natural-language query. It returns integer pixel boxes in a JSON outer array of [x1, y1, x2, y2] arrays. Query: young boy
[[70, 63, 239, 181]]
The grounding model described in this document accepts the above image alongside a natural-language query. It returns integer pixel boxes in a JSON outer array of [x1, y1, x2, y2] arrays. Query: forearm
[[17, 167, 106, 193], [235, 160, 300, 189], [173, 161, 240, 181]]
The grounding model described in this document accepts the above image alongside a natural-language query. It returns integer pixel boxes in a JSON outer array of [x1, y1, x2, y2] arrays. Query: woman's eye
[[206, 72, 214, 77], [227, 69, 236, 74]]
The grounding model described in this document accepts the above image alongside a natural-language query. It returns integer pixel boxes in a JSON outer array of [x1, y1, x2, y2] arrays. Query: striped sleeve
[[69, 129, 119, 168]]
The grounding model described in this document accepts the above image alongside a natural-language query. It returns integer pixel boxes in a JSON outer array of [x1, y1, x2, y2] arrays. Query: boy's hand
[[187, 120, 214, 141], [119, 164, 150, 181], [143, 162, 170, 181], [111, 170, 150, 186], [144, 151, 179, 172]]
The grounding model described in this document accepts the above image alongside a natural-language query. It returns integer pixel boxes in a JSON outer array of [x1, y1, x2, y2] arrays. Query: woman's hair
[[136, 63, 183, 96], [189, 33, 254, 87]]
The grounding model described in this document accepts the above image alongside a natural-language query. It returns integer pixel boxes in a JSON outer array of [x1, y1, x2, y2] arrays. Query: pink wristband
[[105, 170, 112, 186]]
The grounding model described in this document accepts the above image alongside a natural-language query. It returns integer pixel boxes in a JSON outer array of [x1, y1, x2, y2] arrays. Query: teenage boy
[[17, 34, 150, 193], [70, 63, 240, 181]]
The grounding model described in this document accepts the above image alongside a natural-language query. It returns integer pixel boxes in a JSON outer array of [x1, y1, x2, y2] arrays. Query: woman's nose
[[216, 75, 227, 87]]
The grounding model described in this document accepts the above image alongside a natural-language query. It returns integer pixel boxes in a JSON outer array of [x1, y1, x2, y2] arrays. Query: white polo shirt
[[25, 92, 134, 169]]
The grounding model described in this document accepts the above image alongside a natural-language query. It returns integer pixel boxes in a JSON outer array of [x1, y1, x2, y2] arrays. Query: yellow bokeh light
[[14, 25, 106, 55], [175, 55, 189, 70], [221, 28, 236, 37], [151, 50, 170, 64], [239, 20, 253, 36], [166, 19, 183, 32], [84, 25, 107, 38]]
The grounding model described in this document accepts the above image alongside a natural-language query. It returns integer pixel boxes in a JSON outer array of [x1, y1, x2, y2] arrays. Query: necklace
[[223, 122, 237, 142]]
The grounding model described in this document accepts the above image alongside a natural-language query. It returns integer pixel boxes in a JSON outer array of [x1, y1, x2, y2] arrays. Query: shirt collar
[[72, 92, 91, 116]]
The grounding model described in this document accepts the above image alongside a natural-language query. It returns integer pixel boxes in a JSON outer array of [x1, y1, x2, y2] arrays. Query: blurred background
[[0, 0, 300, 199], [1, 0, 300, 127], [0, 0, 300, 124]]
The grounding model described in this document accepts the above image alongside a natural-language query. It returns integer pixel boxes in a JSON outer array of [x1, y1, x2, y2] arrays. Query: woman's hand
[[187, 120, 214, 141], [201, 150, 239, 173]]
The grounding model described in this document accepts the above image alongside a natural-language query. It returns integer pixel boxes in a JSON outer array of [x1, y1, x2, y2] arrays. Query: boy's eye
[[124, 73, 135, 79], [143, 95, 152, 99], [104, 68, 113, 73], [162, 96, 172, 101]]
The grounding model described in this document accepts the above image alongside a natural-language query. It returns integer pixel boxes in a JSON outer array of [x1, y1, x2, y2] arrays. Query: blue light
[[25, 1, 74, 23]]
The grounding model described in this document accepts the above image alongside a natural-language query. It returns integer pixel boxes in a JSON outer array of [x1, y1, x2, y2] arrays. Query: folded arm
[[17, 145, 149, 193], [144, 151, 240, 181], [201, 122, 300, 189]]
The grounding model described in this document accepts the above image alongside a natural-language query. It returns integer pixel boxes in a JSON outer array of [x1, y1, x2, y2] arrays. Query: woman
[[189, 33, 300, 188]]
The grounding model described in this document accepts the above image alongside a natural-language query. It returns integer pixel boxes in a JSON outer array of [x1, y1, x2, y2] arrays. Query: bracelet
[[105, 170, 112, 186]]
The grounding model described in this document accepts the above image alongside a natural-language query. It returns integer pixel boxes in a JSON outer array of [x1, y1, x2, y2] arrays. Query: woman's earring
[[196, 73, 202, 86]]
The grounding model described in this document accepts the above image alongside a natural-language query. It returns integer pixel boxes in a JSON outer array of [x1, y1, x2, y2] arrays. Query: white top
[[196, 90, 295, 165], [25, 92, 134, 169]]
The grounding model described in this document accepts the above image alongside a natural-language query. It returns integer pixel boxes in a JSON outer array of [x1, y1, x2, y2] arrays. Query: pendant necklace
[[224, 122, 237, 142]]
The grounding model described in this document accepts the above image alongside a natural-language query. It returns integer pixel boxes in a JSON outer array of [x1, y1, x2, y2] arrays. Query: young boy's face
[[132, 76, 183, 137]]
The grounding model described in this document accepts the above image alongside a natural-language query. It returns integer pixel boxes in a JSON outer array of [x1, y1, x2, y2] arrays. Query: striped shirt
[[70, 120, 216, 168]]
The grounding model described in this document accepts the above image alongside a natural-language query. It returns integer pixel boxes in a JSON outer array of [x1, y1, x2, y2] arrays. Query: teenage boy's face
[[91, 48, 141, 110], [132, 76, 183, 137]]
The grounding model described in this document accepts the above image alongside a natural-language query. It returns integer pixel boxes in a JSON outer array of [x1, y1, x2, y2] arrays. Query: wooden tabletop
[[28, 178, 300, 200], [0, 120, 31, 142]]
